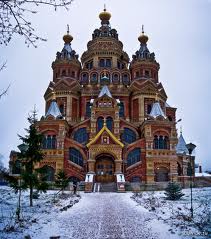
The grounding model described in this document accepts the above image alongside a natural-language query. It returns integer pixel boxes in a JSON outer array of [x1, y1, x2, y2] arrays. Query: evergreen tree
[[164, 181, 185, 200], [55, 170, 69, 194], [17, 109, 47, 206]]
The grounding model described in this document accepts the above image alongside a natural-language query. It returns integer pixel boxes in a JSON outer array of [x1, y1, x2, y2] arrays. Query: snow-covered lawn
[[0, 186, 210, 239], [0, 186, 81, 239], [132, 187, 211, 239]]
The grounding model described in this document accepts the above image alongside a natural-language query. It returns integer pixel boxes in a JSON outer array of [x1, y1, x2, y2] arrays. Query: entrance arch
[[155, 167, 169, 182], [95, 154, 115, 183]]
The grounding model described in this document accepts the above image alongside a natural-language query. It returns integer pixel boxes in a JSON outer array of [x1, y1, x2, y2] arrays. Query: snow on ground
[[132, 187, 211, 239], [0, 186, 211, 239], [0, 186, 80, 239]]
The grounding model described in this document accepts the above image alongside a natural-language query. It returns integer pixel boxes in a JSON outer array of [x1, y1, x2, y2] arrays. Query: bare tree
[[0, 0, 74, 47], [0, 61, 10, 99]]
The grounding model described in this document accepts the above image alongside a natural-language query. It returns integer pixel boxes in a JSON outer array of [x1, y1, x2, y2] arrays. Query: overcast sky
[[1, 0, 211, 171]]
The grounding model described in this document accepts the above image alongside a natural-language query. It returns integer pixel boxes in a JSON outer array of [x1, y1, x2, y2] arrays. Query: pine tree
[[17, 109, 47, 206], [55, 170, 69, 194], [164, 181, 185, 200]]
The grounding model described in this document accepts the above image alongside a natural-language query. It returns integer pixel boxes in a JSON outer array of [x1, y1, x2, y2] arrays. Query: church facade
[[10, 8, 193, 191]]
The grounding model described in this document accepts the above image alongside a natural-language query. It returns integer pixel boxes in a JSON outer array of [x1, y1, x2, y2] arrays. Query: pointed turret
[[176, 132, 189, 154], [98, 85, 112, 98], [130, 25, 160, 83], [149, 101, 166, 119], [45, 93, 62, 119]]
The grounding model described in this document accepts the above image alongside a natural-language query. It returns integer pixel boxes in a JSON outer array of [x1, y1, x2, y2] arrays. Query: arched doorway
[[155, 167, 169, 182], [95, 154, 115, 183], [40, 165, 55, 181]]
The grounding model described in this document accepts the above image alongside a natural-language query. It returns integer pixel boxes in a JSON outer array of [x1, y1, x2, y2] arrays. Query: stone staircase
[[99, 182, 117, 192]]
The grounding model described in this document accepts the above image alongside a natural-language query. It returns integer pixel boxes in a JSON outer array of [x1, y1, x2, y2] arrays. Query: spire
[[45, 96, 62, 119], [149, 101, 166, 119], [98, 85, 112, 98], [176, 132, 189, 154]]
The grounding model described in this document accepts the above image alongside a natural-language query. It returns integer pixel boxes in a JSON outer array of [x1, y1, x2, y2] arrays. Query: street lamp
[[186, 142, 196, 218]]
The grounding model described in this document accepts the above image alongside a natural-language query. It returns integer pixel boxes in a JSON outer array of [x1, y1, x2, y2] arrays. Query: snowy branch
[[0, 0, 74, 47]]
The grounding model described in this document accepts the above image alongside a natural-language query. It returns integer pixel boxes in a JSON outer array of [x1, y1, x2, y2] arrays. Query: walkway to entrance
[[37, 193, 179, 239]]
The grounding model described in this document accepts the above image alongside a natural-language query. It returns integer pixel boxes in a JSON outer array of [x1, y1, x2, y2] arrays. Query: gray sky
[[1, 0, 211, 170]]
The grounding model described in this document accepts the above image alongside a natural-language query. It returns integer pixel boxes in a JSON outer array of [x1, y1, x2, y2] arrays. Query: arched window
[[177, 162, 182, 176], [122, 74, 130, 85], [47, 135, 52, 149], [127, 148, 141, 167], [40, 165, 55, 181], [97, 117, 104, 131], [164, 136, 169, 149], [112, 73, 119, 84], [81, 73, 89, 84], [153, 135, 159, 149], [69, 148, 83, 167], [42, 136, 47, 149], [86, 102, 92, 118], [155, 167, 169, 182], [73, 128, 88, 144], [159, 136, 164, 149], [122, 128, 136, 144], [12, 160, 21, 174], [119, 102, 125, 117], [52, 135, 57, 149], [106, 117, 113, 131], [43, 135, 57, 149], [147, 104, 152, 114], [59, 104, 64, 115], [90, 73, 98, 84], [153, 135, 169, 149]]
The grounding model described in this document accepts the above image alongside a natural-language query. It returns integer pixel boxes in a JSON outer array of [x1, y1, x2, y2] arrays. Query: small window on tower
[[136, 71, 140, 78], [145, 70, 150, 77], [71, 71, 75, 77], [85, 60, 93, 70], [147, 104, 152, 114], [62, 70, 66, 76]]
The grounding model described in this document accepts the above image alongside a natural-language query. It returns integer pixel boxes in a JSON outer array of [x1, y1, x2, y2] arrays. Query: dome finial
[[180, 126, 183, 135], [67, 24, 70, 34], [99, 5, 111, 21], [142, 24, 144, 34], [138, 25, 149, 44], [63, 24, 73, 44]]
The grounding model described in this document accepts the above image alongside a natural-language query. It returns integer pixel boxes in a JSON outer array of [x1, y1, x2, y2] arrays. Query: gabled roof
[[87, 125, 124, 148], [149, 101, 166, 119], [98, 85, 112, 98], [45, 100, 62, 119], [176, 133, 188, 154]]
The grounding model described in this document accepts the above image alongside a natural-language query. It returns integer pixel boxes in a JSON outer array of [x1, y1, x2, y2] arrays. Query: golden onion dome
[[138, 25, 149, 44], [99, 6, 111, 21], [63, 24, 73, 44]]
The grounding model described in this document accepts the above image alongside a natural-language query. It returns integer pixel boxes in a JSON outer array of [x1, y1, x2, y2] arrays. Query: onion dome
[[138, 25, 149, 44], [63, 25, 73, 44], [99, 6, 111, 21]]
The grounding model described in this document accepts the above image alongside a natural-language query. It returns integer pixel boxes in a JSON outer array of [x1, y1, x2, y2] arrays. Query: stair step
[[100, 183, 117, 192]]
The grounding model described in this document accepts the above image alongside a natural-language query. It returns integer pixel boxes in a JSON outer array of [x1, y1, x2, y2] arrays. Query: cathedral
[[10, 8, 194, 192]]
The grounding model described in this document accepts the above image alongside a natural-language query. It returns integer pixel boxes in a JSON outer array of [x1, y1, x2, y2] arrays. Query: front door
[[95, 156, 115, 183]]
